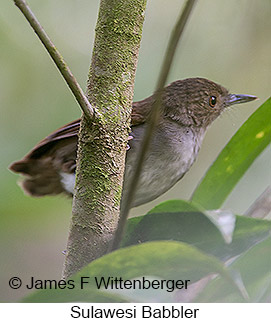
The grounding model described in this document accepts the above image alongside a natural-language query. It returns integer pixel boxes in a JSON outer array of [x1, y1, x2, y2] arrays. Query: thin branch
[[110, 0, 197, 251], [245, 186, 271, 219], [13, 0, 94, 122]]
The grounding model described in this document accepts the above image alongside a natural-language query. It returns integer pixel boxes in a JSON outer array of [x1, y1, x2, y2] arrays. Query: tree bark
[[62, 0, 146, 279]]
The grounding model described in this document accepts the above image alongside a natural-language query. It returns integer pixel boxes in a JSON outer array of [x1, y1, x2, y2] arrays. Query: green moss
[[86, 0, 147, 127], [65, 0, 147, 276]]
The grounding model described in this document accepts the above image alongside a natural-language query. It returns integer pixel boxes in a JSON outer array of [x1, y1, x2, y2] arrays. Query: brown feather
[[10, 97, 152, 168], [130, 96, 154, 126], [8, 99, 151, 196]]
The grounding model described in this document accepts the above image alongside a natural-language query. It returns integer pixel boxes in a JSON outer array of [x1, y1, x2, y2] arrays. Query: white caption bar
[[1, 303, 270, 322]]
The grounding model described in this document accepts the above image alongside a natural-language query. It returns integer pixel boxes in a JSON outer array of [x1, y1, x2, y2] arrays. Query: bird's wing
[[131, 96, 154, 126], [27, 118, 81, 158], [8, 97, 154, 196], [40, 118, 81, 142], [17, 96, 153, 161], [9, 97, 153, 172]]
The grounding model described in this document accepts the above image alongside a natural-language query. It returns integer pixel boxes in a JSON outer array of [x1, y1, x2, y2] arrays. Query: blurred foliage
[[1, 0, 271, 301]]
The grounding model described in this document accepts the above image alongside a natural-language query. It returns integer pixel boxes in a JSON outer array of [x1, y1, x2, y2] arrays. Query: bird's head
[[163, 77, 257, 128]]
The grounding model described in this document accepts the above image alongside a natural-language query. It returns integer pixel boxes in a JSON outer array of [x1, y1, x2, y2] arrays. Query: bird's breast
[[124, 124, 205, 207]]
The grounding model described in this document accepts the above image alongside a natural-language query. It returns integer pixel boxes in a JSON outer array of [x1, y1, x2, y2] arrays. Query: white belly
[[124, 125, 205, 207], [59, 123, 205, 208]]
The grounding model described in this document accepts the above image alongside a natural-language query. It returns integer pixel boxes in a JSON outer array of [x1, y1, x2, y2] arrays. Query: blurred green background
[[1, 0, 270, 302]]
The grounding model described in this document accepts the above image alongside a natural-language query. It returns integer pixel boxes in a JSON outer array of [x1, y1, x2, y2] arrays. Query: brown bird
[[9, 78, 257, 207]]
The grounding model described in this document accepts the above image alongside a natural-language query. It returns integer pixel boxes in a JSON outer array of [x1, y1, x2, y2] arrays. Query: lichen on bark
[[63, 0, 147, 278]]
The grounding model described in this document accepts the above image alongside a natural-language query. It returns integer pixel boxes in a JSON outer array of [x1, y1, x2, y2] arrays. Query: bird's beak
[[226, 93, 258, 107]]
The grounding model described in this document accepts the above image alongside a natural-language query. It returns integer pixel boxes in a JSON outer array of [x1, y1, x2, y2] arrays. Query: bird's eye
[[209, 96, 217, 108]]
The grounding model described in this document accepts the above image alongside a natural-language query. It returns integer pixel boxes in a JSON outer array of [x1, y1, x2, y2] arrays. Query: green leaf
[[23, 241, 239, 302], [191, 98, 271, 209], [148, 199, 202, 213], [121, 200, 202, 247], [123, 200, 271, 261], [195, 238, 271, 302], [121, 216, 143, 247]]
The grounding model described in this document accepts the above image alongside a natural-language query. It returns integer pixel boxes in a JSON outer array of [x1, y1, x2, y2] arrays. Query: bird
[[9, 77, 257, 207]]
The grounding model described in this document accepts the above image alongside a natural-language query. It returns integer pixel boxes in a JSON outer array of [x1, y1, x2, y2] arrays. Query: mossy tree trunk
[[63, 0, 146, 279]]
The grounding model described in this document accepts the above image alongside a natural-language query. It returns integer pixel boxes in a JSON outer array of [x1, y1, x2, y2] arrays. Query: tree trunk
[[62, 0, 146, 279]]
